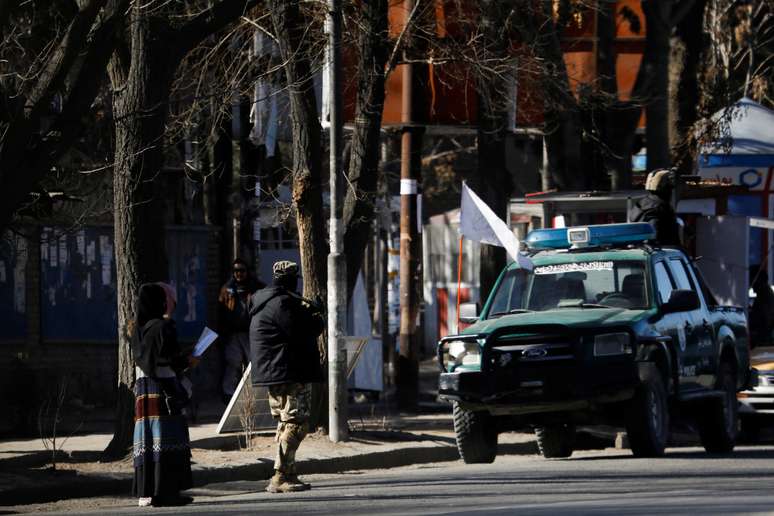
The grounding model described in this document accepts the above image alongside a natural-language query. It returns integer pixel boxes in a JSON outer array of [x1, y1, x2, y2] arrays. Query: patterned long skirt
[[132, 376, 192, 498]]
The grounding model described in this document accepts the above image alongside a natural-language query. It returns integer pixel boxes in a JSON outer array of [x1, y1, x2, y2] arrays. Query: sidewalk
[[0, 406, 538, 507]]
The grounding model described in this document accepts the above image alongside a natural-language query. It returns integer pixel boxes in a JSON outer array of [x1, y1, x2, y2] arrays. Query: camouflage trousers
[[268, 383, 311, 474]]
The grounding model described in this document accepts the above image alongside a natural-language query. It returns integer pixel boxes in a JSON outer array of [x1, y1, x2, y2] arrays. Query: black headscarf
[[137, 283, 166, 327], [132, 283, 167, 376]]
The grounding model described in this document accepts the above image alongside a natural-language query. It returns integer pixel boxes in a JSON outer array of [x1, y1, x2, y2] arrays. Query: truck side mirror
[[459, 302, 479, 324], [662, 289, 700, 314]]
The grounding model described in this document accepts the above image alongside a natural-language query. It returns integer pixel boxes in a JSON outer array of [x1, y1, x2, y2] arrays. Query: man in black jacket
[[249, 260, 324, 493], [628, 168, 681, 246]]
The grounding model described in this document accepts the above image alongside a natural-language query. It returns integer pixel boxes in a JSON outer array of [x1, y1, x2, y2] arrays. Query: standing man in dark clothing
[[629, 168, 681, 246], [249, 260, 325, 493], [218, 258, 263, 404], [750, 269, 774, 348]]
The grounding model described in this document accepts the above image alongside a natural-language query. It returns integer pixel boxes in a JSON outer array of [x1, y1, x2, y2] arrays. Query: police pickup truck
[[438, 223, 751, 462]]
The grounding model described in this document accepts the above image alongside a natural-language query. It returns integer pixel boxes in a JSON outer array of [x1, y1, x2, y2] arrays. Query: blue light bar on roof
[[525, 223, 656, 250]]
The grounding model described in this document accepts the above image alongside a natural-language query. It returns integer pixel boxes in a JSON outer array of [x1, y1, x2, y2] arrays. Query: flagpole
[[456, 236, 463, 333]]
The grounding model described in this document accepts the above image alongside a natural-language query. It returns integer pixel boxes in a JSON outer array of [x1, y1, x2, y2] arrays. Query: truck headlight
[[593, 332, 632, 357], [440, 340, 481, 372]]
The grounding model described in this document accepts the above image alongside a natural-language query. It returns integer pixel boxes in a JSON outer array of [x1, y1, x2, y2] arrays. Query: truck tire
[[453, 402, 497, 464], [697, 361, 738, 453], [535, 424, 575, 458], [626, 365, 669, 457]]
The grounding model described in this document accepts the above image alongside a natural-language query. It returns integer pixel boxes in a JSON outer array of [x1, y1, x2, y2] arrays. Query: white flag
[[460, 182, 533, 270]]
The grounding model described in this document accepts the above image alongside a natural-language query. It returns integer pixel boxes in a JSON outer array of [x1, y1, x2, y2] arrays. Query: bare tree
[[103, 0, 259, 460], [0, 1, 128, 231], [342, 0, 390, 297]]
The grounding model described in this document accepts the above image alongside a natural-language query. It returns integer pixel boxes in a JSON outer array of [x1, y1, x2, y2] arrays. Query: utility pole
[[326, 0, 348, 442], [397, 0, 420, 411]]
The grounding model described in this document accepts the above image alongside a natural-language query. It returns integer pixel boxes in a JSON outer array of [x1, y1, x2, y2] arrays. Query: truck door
[[668, 257, 716, 389], [653, 260, 700, 389]]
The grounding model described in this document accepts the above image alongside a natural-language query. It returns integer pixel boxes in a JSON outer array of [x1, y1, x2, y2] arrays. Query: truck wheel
[[535, 424, 575, 458], [453, 402, 497, 464], [697, 361, 738, 453], [626, 365, 669, 457]]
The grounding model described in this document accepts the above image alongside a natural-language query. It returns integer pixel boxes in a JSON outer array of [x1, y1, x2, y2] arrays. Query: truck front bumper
[[439, 364, 638, 416]]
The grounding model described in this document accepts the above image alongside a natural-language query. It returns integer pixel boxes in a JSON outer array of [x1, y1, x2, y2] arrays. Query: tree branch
[[0, 0, 20, 42], [0, 0, 129, 231], [177, 0, 261, 54], [385, 0, 421, 76], [26, 0, 107, 118], [59, 1, 127, 127]]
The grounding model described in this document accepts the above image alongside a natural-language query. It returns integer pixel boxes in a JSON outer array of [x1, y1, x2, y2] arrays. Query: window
[[488, 272, 516, 316], [488, 270, 529, 315], [654, 261, 675, 305], [669, 258, 696, 292], [485, 260, 650, 315]]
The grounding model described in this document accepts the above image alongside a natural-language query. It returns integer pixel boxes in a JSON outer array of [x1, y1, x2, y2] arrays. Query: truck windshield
[[487, 260, 650, 317]]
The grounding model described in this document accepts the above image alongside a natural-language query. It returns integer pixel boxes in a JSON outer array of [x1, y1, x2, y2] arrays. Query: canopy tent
[[699, 96, 774, 175]]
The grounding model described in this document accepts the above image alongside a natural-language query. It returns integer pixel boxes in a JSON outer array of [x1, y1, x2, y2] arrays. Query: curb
[[1, 441, 538, 506]]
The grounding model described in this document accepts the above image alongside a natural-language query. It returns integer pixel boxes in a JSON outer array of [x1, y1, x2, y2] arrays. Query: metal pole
[[397, 0, 419, 410], [326, 0, 348, 442], [232, 217, 240, 263]]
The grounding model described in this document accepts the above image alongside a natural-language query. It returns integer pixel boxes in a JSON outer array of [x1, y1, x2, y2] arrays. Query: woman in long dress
[[131, 283, 194, 507]]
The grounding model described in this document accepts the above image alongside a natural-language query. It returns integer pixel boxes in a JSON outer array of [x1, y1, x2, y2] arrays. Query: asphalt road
[[12, 445, 774, 515]]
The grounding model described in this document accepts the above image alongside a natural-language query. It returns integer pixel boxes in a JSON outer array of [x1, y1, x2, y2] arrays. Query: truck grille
[[491, 333, 576, 363], [486, 332, 579, 401]]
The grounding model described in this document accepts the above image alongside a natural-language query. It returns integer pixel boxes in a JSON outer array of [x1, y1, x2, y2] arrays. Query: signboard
[[216, 364, 276, 434], [698, 166, 772, 191], [750, 217, 774, 231], [216, 340, 370, 434], [695, 216, 749, 309], [166, 228, 210, 340]]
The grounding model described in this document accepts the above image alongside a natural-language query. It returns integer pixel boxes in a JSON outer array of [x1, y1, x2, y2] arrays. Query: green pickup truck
[[438, 223, 751, 462]]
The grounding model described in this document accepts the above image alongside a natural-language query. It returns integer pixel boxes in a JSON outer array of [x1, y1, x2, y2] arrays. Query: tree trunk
[[269, 0, 328, 429], [101, 0, 263, 459], [673, 0, 707, 175], [476, 0, 511, 299], [343, 0, 389, 299], [596, 1, 637, 191], [102, 13, 175, 461], [516, 1, 583, 191], [539, 22, 583, 191], [643, 1, 672, 171], [269, 0, 326, 300]]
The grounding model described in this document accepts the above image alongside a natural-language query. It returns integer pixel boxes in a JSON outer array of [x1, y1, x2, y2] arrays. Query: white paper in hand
[[193, 326, 218, 357]]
